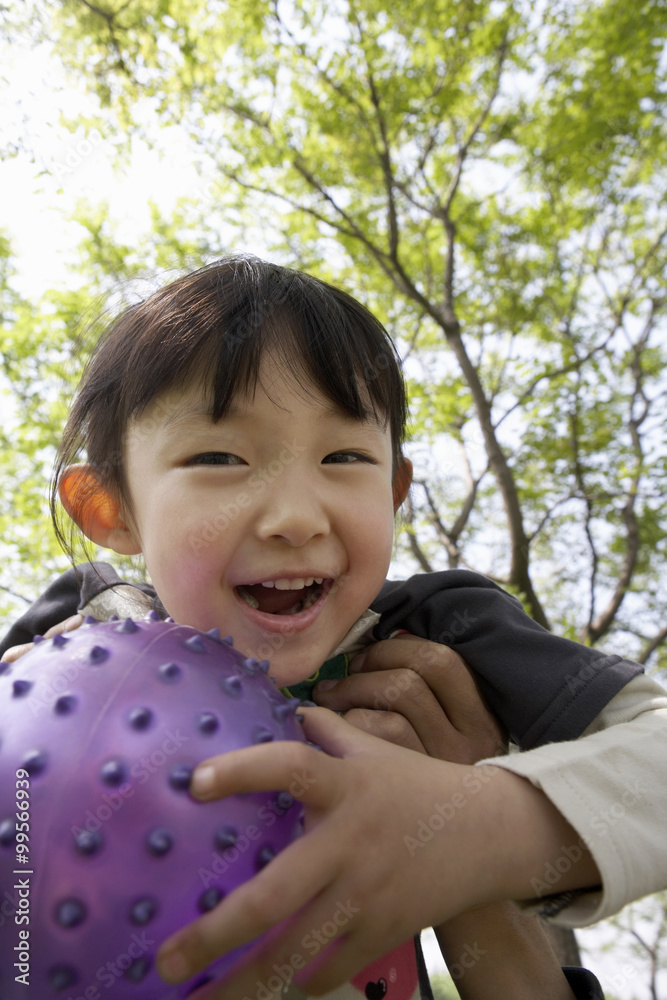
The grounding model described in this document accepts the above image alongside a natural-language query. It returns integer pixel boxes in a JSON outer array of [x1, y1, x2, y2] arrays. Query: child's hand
[[313, 635, 507, 763], [155, 704, 594, 999], [155, 707, 515, 997], [0, 614, 83, 663], [315, 638, 576, 999]]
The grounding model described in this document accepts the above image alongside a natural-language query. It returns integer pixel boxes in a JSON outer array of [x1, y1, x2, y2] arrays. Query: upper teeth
[[260, 577, 324, 590]]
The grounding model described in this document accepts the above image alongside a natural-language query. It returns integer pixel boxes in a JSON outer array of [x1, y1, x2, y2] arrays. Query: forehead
[[135, 363, 387, 435]]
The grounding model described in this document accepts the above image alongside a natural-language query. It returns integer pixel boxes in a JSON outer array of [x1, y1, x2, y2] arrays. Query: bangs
[[115, 258, 405, 441]]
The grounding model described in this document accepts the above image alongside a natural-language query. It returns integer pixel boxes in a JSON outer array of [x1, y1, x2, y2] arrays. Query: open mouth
[[235, 578, 329, 616]]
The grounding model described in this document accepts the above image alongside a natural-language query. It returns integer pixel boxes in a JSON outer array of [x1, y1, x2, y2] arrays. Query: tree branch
[[415, 458, 485, 570], [435, 325, 550, 626], [570, 380, 599, 631], [0, 584, 32, 605], [350, 9, 401, 265], [583, 307, 655, 644], [638, 626, 667, 666], [402, 493, 434, 573], [526, 493, 576, 544]]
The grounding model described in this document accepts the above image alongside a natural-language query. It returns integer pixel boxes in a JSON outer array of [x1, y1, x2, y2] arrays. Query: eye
[[186, 452, 246, 466], [322, 451, 377, 465]]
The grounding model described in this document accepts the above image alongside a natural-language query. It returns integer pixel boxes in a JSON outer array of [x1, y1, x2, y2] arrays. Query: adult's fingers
[[351, 637, 486, 728], [341, 707, 427, 755], [0, 641, 34, 664], [44, 613, 83, 637], [1, 614, 84, 664], [314, 663, 501, 763], [346, 637, 506, 756]]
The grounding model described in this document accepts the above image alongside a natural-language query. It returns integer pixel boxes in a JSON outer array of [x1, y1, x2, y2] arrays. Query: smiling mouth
[[235, 580, 329, 616]]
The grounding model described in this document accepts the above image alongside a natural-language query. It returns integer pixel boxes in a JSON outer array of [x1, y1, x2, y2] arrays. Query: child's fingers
[[190, 707, 377, 804], [290, 933, 386, 998], [163, 710, 387, 984], [157, 823, 340, 985], [190, 882, 365, 1000], [191, 737, 332, 809], [297, 702, 399, 758]]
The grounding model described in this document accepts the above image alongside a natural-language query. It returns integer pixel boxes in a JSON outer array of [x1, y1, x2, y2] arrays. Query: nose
[[254, 465, 330, 547]]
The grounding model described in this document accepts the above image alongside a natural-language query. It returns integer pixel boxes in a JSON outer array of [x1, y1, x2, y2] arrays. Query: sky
[[1, 20, 665, 1000], [1, 40, 198, 299]]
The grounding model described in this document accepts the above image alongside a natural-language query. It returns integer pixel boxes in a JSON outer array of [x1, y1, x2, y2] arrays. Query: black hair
[[51, 255, 408, 557]]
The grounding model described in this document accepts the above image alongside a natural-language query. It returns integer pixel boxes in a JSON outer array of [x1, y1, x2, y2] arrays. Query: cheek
[[135, 505, 214, 603], [140, 487, 210, 553], [347, 491, 396, 570], [146, 550, 220, 630]]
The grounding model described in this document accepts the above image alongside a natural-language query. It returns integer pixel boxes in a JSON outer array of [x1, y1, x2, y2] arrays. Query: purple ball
[[0, 614, 306, 999]]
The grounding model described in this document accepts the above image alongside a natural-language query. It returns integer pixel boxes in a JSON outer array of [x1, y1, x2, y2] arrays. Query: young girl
[[2, 256, 665, 999]]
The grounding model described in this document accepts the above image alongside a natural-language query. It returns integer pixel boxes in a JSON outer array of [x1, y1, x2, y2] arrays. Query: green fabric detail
[[281, 652, 349, 702]]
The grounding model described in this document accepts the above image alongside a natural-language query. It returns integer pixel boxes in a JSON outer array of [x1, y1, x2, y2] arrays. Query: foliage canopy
[[3, 0, 665, 668]]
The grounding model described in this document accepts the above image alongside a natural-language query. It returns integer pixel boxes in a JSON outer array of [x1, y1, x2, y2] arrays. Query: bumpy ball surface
[[0, 615, 306, 999]]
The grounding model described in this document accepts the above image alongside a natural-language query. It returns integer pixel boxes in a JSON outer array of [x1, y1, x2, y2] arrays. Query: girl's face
[[120, 358, 400, 687]]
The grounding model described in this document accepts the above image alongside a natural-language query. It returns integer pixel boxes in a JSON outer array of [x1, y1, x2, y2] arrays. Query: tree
[[30, 0, 666, 656], [1, 0, 666, 977], [0, 235, 76, 621]]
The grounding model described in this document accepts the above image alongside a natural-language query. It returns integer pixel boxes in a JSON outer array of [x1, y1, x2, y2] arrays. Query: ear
[[58, 464, 142, 555], [392, 456, 413, 512]]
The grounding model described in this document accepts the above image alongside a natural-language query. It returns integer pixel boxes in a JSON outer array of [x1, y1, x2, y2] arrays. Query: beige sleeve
[[478, 672, 667, 927]]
